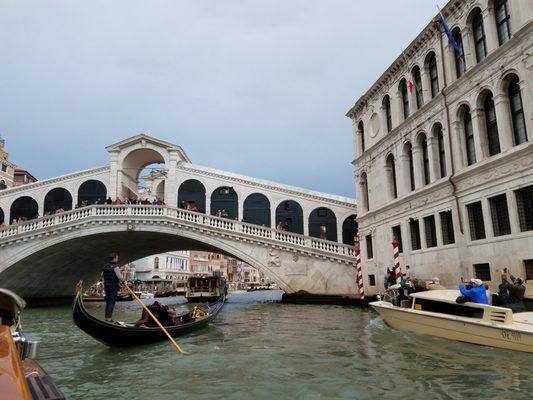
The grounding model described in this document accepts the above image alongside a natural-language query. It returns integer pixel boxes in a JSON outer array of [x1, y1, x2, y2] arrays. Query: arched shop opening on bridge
[[309, 207, 337, 242], [10, 196, 39, 223], [122, 148, 166, 201], [178, 179, 206, 213], [0, 207, 4, 225], [78, 180, 107, 206], [275, 200, 303, 234], [44, 187, 73, 214], [243, 193, 270, 227], [342, 215, 358, 245], [211, 186, 238, 219]]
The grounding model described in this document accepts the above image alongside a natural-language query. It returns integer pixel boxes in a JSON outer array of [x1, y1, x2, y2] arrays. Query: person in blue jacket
[[458, 279, 488, 304]]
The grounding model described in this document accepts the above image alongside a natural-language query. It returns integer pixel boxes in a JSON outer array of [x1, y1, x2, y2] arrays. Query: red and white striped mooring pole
[[354, 235, 364, 299], [392, 239, 402, 284]]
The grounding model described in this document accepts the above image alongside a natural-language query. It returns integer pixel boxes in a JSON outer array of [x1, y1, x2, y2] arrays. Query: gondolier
[[102, 252, 124, 322]]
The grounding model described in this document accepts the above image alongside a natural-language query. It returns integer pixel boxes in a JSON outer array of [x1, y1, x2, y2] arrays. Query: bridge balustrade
[[0, 205, 355, 259]]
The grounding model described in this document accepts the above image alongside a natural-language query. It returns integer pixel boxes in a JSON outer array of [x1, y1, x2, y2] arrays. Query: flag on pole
[[439, 12, 462, 56]]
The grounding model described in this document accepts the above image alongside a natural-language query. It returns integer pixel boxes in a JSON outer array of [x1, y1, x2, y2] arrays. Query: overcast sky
[[0, 0, 448, 198]]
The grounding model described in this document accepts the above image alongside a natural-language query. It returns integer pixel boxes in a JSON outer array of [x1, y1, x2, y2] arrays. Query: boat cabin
[[408, 290, 520, 324], [185, 276, 227, 303]]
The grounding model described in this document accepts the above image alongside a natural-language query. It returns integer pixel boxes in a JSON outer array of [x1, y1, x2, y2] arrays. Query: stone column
[[270, 205, 277, 228], [421, 66, 431, 104], [336, 216, 343, 243], [441, 124, 453, 177], [507, 189, 520, 234], [451, 120, 466, 170], [408, 77, 417, 113], [238, 195, 244, 222], [461, 27, 476, 70], [384, 164, 394, 201], [482, 7, 498, 54], [470, 108, 488, 161], [397, 154, 410, 197], [427, 136, 439, 182], [420, 215, 427, 249], [108, 152, 120, 200], [444, 42, 456, 83], [165, 151, 179, 207], [412, 145, 424, 189], [205, 194, 211, 216], [434, 211, 443, 247], [482, 198, 493, 239], [394, 90, 404, 126], [493, 93, 514, 151]]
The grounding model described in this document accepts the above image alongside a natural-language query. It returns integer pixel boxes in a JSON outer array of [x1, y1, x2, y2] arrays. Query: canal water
[[23, 291, 532, 400]]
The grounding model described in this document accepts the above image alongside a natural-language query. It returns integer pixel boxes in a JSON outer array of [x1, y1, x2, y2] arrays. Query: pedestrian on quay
[[102, 252, 124, 322]]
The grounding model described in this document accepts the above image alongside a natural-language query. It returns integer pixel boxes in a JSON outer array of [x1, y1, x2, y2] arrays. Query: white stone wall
[[348, 0, 533, 294]]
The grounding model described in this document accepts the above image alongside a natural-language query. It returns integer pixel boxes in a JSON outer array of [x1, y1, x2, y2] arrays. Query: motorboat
[[185, 276, 227, 303], [140, 292, 155, 299], [0, 288, 65, 399], [370, 289, 533, 353]]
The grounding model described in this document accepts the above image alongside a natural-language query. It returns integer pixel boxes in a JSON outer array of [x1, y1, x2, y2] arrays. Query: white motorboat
[[140, 292, 154, 299], [370, 290, 533, 353]]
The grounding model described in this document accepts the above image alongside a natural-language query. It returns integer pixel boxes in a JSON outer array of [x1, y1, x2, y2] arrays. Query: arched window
[[386, 154, 398, 199], [358, 121, 365, 153], [243, 193, 271, 227], [412, 66, 423, 109], [419, 134, 430, 185], [382, 95, 392, 133], [508, 76, 528, 145], [452, 28, 466, 78], [405, 142, 415, 191], [400, 79, 409, 120], [484, 92, 501, 156], [342, 215, 358, 245], [463, 107, 476, 165], [178, 179, 206, 213], [78, 180, 107, 206], [275, 200, 303, 234], [360, 172, 369, 211], [427, 53, 439, 98], [495, 0, 511, 45], [435, 124, 447, 178], [472, 10, 487, 63], [0, 180, 6, 190], [210, 186, 238, 219], [10, 196, 39, 223], [44, 187, 73, 214], [309, 207, 337, 242]]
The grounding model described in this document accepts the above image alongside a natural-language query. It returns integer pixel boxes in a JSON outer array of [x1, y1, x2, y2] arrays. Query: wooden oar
[[123, 285, 189, 355]]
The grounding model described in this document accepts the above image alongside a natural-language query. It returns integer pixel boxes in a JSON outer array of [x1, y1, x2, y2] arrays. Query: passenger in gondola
[[134, 301, 175, 327], [102, 252, 124, 322]]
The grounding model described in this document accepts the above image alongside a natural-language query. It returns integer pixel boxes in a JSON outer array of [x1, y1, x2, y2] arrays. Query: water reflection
[[22, 291, 532, 400]]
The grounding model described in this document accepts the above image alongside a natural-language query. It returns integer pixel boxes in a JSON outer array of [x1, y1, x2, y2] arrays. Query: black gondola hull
[[72, 288, 224, 347]]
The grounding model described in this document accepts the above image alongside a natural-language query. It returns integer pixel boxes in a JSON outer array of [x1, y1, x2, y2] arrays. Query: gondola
[[72, 284, 225, 347]]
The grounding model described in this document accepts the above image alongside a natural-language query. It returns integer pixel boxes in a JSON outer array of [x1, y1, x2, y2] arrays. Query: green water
[[22, 291, 532, 400]]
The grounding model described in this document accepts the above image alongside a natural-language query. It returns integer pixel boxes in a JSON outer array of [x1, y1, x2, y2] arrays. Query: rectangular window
[[368, 274, 376, 286], [524, 260, 533, 280], [1, 164, 6, 172], [516, 185, 533, 232], [440, 211, 455, 245], [467, 202, 486, 240], [424, 215, 437, 248], [392, 225, 403, 253], [474, 263, 491, 281], [489, 194, 511, 236], [409, 219, 421, 251], [365, 234, 373, 260]]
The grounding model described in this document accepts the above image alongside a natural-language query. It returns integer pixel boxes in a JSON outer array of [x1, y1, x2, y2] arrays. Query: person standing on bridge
[[103, 252, 124, 322]]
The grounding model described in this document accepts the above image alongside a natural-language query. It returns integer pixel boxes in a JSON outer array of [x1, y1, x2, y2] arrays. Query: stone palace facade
[[347, 0, 532, 293]]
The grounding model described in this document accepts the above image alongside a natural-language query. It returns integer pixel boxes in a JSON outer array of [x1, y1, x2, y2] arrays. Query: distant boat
[[185, 276, 227, 303], [72, 283, 225, 347], [140, 292, 155, 299]]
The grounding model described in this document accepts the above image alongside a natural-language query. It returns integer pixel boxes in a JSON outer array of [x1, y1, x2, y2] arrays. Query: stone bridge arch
[[0, 222, 294, 299]]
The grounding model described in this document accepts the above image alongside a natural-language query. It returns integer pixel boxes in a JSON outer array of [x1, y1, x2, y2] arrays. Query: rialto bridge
[[0, 135, 360, 300]]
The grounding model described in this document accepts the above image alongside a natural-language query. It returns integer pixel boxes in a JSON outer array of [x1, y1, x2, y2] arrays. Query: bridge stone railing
[[0, 205, 356, 260]]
